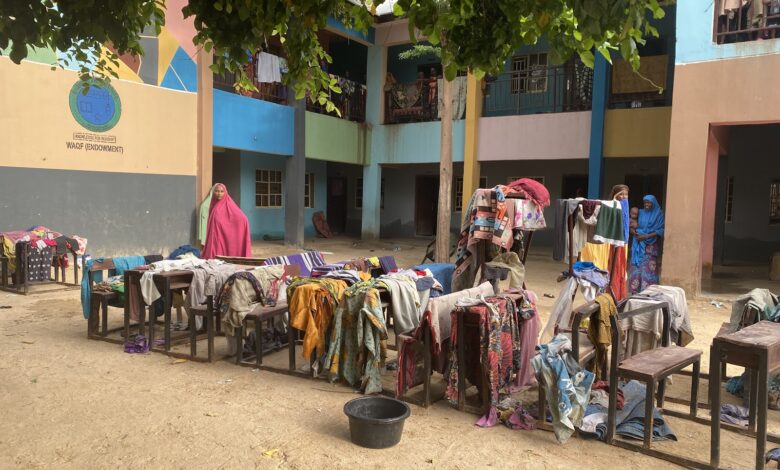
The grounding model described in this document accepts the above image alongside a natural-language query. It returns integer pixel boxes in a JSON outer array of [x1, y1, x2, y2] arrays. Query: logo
[[69, 79, 121, 133]]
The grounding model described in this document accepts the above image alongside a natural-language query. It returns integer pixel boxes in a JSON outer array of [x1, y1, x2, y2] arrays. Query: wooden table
[[710, 321, 780, 470]]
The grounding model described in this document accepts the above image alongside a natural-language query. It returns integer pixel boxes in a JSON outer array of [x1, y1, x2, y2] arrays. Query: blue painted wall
[[371, 120, 466, 165], [326, 16, 375, 44], [213, 90, 294, 155], [677, 0, 780, 64], [238, 152, 327, 239]]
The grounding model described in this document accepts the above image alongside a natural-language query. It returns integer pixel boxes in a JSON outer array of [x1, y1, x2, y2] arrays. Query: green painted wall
[[305, 111, 371, 165]]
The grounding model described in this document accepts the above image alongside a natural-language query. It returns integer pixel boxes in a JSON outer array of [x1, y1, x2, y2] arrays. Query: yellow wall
[[603, 107, 672, 158], [0, 58, 197, 176]]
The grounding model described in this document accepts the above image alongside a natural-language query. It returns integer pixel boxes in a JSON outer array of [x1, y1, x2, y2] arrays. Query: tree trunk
[[435, 76, 453, 262]]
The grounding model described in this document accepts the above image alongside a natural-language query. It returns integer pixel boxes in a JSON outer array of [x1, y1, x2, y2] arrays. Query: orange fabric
[[288, 279, 347, 361], [609, 246, 628, 302]]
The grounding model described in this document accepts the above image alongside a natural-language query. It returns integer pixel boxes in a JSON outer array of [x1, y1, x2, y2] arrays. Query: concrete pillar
[[701, 126, 728, 279], [196, 49, 213, 204], [462, 72, 483, 223], [587, 54, 610, 199], [361, 43, 386, 239], [285, 97, 306, 247]]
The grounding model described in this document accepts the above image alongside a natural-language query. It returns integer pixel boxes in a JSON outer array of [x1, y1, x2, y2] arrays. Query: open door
[[327, 177, 347, 234], [415, 175, 439, 236]]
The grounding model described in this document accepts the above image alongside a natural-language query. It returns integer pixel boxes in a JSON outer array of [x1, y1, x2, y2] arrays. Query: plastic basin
[[343, 396, 411, 449]]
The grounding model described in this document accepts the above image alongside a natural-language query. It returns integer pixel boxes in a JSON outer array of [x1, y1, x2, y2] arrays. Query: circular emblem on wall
[[68, 79, 122, 132]]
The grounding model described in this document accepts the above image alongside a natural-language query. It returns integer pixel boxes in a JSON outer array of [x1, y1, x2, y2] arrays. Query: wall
[[306, 112, 371, 165], [212, 149, 242, 205], [213, 90, 294, 155], [478, 112, 591, 161], [0, 58, 197, 256], [603, 107, 672, 158], [238, 152, 327, 239], [677, 0, 780, 64], [717, 125, 780, 263], [664, 53, 780, 293], [371, 120, 466, 164]]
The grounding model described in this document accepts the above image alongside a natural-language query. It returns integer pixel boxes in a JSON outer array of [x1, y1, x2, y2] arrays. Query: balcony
[[384, 78, 440, 124], [608, 55, 671, 109], [213, 55, 367, 123], [715, 0, 780, 43], [482, 61, 593, 117]]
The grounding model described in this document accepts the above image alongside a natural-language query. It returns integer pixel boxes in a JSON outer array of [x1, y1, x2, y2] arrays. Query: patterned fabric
[[325, 280, 388, 394], [264, 251, 326, 277], [446, 295, 522, 427], [215, 271, 264, 314], [22, 244, 53, 282], [287, 277, 347, 363], [628, 242, 660, 294]]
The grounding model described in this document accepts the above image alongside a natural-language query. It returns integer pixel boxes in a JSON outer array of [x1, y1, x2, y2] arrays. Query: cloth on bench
[[81, 255, 147, 318], [264, 251, 325, 277]]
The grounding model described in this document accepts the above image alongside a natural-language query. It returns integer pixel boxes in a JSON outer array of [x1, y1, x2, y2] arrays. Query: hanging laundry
[[256, 52, 282, 83]]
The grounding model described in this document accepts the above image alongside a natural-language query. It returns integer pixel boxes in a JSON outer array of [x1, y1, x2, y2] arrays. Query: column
[[196, 49, 213, 204], [587, 53, 610, 199], [285, 97, 306, 247], [462, 71, 483, 223], [361, 43, 386, 239]]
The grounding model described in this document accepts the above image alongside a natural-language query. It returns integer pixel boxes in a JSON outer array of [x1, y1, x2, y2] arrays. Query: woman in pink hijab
[[202, 183, 252, 259]]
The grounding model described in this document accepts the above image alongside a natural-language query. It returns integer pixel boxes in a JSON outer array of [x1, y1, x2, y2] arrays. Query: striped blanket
[[263, 251, 326, 277]]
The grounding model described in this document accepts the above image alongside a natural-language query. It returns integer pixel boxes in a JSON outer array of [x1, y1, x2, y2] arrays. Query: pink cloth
[[512, 291, 541, 391], [506, 178, 551, 209], [202, 183, 252, 259]]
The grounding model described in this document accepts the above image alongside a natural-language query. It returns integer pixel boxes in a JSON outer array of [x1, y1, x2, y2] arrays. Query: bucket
[[343, 396, 410, 449]]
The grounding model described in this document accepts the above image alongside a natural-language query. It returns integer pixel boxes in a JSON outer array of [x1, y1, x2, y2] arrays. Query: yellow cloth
[[2, 237, 16, 273], [367, 257, 380, 268], [359, 272, 372, 282], [288, 279, 347, 361], [580, 243, 610, 271], [588, 293, 618, 379]]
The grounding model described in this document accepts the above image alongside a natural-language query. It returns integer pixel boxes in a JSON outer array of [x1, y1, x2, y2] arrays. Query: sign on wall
[[66, 79, 124, 153]]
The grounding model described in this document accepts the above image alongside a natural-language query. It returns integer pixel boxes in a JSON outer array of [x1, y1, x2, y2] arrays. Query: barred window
[[255, 169, 283, 207]]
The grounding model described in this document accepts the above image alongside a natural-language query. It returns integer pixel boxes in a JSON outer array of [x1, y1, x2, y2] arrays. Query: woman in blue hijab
[[629, 195, 665, 293]]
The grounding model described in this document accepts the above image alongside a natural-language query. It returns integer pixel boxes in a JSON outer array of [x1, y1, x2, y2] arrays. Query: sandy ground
[[0, 237, 778, 469]]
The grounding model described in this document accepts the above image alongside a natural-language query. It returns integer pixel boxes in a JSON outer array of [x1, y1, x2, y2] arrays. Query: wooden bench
[[86, 255, 159, 343]]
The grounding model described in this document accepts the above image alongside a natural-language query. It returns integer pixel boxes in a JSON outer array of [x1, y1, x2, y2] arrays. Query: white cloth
[[541, 277, 599, 344], [514, 199, 547, 231], [149, 258, 207, 273], [257, 52, 281, 83], [437, 76, 468, 120], [425, 282, 494, 350], [140, 271, 161, 305], [621, 285, 692, 357]]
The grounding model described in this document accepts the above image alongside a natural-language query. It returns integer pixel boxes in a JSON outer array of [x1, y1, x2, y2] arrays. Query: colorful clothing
[[202, 183, 252, 259], [287, 278, 347, 363], [629, 242, 661, 294]]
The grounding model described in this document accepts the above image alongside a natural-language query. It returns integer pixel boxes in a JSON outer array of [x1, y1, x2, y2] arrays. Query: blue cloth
[[415, 263, 455, 295], [168, 245, 201, 260], [572, 261, 610, 288], [81, 255, 146, 319], [631, 195, 665, 266], [594, 380, 677, 442], [620, 198, 630, 242]]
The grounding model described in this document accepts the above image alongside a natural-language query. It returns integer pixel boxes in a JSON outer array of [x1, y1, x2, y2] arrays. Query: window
[[725, 177, 734, 223], [510, 53, 548, 94], [356, 177, 385, 209], [455, 176, 489, 211], [304, 173, 314, 208], [255, 169, 283, 207], [770, 181, 780, 224]]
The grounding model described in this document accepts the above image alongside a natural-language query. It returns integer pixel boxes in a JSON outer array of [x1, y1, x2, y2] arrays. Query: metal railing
[[714, 0, 780, 43], [384, 79, 439, 124], [482, 62, 593, 116], [213, 56, 366, 123]]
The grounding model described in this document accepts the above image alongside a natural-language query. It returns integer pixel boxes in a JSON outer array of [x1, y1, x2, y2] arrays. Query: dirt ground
[[0, 237, 777, 469]]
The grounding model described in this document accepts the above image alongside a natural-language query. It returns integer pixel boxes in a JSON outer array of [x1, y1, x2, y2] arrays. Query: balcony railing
[[213, 57, 366, 123], [715, 0, 780, 43], [384, 79, 439, 124], [482, 62, 593, 117]]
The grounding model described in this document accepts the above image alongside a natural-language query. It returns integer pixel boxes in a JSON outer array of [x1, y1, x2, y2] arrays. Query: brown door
[[327, 177, 347, 234], [415, 175, 439, 236]]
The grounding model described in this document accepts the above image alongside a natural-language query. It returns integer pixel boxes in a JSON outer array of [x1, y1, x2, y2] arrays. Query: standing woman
[[202, 183, 252, 259], [629, 195, 665, 294], [608, 184, 630, 300]]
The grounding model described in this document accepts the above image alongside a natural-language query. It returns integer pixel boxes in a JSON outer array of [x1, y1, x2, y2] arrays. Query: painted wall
[[603, 107, 672, 158], [0, 167, 195, 257], [238, 152, 327, 239], [677, 0, 780, 64], [213, 89, 294, 155], [477, 112, 591, 161], [664, 53, 780, 293], [306, 112, 371, 165], [371, 120, 466, 165], [716, 125, 780, 263]]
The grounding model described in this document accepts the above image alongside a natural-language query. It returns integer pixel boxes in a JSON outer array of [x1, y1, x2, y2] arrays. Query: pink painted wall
[[699, 128, 721, 275], [477, 112, 591, 161], [165, 0, 197, 58]]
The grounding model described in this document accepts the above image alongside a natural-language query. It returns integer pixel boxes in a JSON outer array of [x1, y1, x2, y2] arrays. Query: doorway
[[327, 177, 348, 234], [562, 174, 589, 199], [624, 174, 666, 210], [415, 175, 439, 236]]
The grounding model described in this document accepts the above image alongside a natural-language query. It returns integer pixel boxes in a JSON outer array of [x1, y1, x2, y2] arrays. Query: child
[[629, 207, 639, 237]]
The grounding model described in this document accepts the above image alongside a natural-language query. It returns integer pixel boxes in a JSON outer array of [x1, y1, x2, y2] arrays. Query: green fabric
[[198, 187, 214, 245]]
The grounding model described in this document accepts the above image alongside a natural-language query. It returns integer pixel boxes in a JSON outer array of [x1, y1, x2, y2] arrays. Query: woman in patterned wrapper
[[629, 195, 665, 294], [202, 183, 252, 259]]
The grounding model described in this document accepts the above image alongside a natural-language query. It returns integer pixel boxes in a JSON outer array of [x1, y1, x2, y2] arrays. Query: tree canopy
[[1, 1, 665, 101]]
